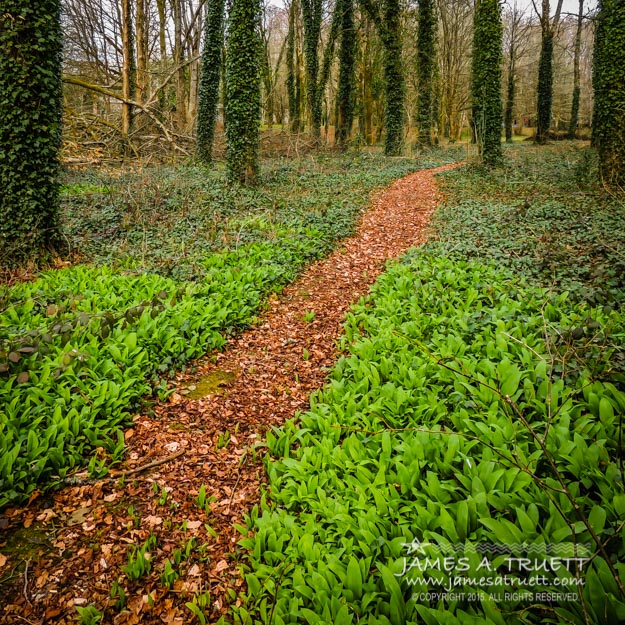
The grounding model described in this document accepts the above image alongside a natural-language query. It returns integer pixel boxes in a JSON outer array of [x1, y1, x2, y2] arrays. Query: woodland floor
[[0, 163, 458, 624]]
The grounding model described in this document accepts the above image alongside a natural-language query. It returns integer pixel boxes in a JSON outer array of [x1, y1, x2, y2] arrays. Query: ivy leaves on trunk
[[592, 0, 625, 187], [197, 0, 226, 164], [0, 0, 65, 267], [471, 0, 503, 167], [225, 0, 262, 184]]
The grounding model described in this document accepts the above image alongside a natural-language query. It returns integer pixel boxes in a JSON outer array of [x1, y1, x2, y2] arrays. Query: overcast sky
[[516, 0, 597, 17]]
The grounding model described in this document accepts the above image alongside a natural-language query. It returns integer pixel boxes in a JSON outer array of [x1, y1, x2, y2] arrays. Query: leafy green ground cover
[[432, 144, 625, 306], [61, 152, 458, 281], [0, 151, 461, 509], [238, 145, 625, 624]]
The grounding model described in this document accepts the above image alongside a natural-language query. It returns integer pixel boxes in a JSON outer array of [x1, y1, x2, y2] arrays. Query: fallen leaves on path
[[0, 164, 458, 624]]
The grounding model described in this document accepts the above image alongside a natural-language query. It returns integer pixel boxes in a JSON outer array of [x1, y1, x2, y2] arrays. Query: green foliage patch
[[432, 145, 625, 306], [0, 152, 458, 508], [237, 254, 625, 625]]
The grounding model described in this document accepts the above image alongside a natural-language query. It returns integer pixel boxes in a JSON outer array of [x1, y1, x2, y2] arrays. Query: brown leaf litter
[[0, 163, 458, 624]]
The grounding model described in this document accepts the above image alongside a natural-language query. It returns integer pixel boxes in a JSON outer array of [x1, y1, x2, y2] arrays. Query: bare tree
[[437, 0, 472, 141], [503, 2, 532, 142], [121, 0, 136, 139]]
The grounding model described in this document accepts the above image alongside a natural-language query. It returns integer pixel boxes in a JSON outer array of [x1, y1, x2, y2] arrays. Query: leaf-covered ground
[[0, 158, 459, 624], [2, 143, 623, 625], [0, 151, 460, 510], [236, 144, 625, 625]]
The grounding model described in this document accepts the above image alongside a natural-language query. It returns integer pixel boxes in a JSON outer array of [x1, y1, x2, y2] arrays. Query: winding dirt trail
[[1, 163, 458, 625]]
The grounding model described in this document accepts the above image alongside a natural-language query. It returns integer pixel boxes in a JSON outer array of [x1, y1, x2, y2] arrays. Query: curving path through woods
[[1, 163, 459, 625]]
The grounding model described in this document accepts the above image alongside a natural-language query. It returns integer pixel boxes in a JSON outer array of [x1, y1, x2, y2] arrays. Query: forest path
[[2, 163, 458, 625]]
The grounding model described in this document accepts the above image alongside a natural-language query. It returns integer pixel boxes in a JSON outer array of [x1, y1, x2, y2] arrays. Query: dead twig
[[113, 449, 186, 478], [22, 559, 31, 606], [60, 449, 185, 486]]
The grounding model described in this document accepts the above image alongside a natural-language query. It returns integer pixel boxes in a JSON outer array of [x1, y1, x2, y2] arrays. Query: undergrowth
[[0, 150, 459, 509], [432, 144, 625, 306], [238, 145, 625, 625], [239, 255, 625, 625], [61, 151, 460, 281]]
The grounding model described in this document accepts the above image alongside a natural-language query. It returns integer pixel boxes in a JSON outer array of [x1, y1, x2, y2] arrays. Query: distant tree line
[[1, 0, 624, 268]]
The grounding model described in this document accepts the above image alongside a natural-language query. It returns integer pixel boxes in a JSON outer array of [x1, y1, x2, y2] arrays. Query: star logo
[[402, 537, 430, 555]]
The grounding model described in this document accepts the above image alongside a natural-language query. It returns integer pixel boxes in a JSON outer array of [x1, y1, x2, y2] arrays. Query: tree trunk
[[417, 0, 436, 146], [534, 0, 564, 144], [226, 0, 262, 183], [381, 0, 404, 155], [197, 0, 226, 163], [471, 0, 503, 166], [0, 0, 65, 266], [261, 33, 275, 128], [287, 0, 302, 133], [535, 30, 553, 143], [337, 0, 356, 148], [360, 0, 405, 155], [121, 0, 135, 138], [504, 45, 515, 143], [301, 0, 323, 137], [136, 0, 149, 103], [568, 0, 584, 139], [173, 0, 187, 129], [156, 0, 168, 110], [592, 0, 625, 187]]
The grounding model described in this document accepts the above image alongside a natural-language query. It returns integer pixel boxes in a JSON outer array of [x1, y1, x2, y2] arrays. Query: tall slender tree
[[0, 0, 65, 266], [471, 0, 503, 166], [503, 2, 529, 143], [533, 0, 564, 144], [136, 0, 149, 103], [301, 0, 323, 137], [416, 0, 437, 146], [286, 0, 303, 133], [225, 0, 262, 183], [197, 0, 226, 164], [337, 0, 356, 148], [592, 0, 625, 187], [381, 0, 405, 155], [121, 0, 136, 140], [567, 0, 584, 139], [360, 0, 405, 155]]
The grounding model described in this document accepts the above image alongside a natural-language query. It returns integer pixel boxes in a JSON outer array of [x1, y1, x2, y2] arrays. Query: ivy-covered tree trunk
[[337, 0, 356, 148], [567, 0, 584, 139], [225, 0, 262, 184], [301, 0, 323, 137], [535, 31, 553, 144], [0, 0, 65, 267], [359, 0, 405, 155], [287, 0, 302, 133], [381, 0, 405, 155], [197, 0, 226, 164], [471, 0, 503, 166], [533, 0, 564, 144], [592, 0, 625, 187], [416, 0, 437, 146]]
